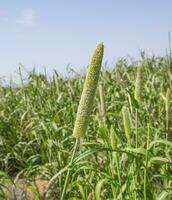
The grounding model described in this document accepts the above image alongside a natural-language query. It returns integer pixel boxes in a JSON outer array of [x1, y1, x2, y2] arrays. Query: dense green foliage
[[0, 53, 172, 199]]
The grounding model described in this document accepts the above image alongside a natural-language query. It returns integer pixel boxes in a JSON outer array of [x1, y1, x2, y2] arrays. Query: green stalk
[[99, 83, 106, 123], [134, 65, 142, 147], [115, 153, 123, 200], [165, 88, 170, 137], [61, 43, 104, 199], [60, 139, 79, 200], [132, 109, 139, 200], [135, 109, 138, 148], [144, 125, 150, 200], [133, 65, 143, 199], [110, 127, 123, 200], [164, 88, 171, 188]]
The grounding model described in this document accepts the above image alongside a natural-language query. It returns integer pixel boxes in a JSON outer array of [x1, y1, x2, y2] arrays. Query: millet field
[[0, 43, 172, 199]]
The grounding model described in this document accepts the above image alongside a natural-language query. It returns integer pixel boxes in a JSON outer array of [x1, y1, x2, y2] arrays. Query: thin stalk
[[110, 127, 123, 199], [133, 165, 137, 200], [166, 107, 169, 161], [109, 152, 117, 199], [144, 125, 150, 200], [165, 88, 170, 188], [106, 133, 116, 198], [99, 83, 106, 125], [166, 110, 169, 135], [165, 88, 170, 147], [115, 153, 123, 200], [60, 139, 79, 200], [135, 109, 138, 148], [133, 109, 139, 200]]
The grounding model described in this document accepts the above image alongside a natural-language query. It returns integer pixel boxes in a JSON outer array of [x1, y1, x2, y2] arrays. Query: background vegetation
[[0, 52, 172, 199]]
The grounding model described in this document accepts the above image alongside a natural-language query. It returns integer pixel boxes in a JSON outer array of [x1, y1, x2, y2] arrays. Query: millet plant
[[0, 44, 172, 199]]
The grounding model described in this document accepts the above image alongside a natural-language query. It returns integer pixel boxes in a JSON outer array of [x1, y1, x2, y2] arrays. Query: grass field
[[0, 44, 172, 199]]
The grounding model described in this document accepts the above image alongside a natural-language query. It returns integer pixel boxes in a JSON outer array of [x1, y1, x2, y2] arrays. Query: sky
[[0, 0, 172, 81]]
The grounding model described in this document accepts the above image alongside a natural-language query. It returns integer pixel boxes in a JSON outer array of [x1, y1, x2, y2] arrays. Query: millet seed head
[[72, 43, 104, 138], [134, 65, 142, 103], [122, 106, 131, 145]]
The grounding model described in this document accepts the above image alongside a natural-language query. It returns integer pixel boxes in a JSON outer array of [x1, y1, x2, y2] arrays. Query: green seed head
[[166, 88, 171, 112], [122, 106, 131, 145], [72, 43, 104, 138], [134, 65, 142, 103], [110, 126, 117, 150]]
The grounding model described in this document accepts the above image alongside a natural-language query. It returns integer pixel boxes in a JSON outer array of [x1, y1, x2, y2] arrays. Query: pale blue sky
[[0, 0, 172, 80]]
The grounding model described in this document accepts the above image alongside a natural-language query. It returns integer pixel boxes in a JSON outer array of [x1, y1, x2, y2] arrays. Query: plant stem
[[133, 108, 139, 200], [136, 109, 138, 148], [60, 139, 79, 200], [115, 153, 123, 200], [144, 125, 150, 200]]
